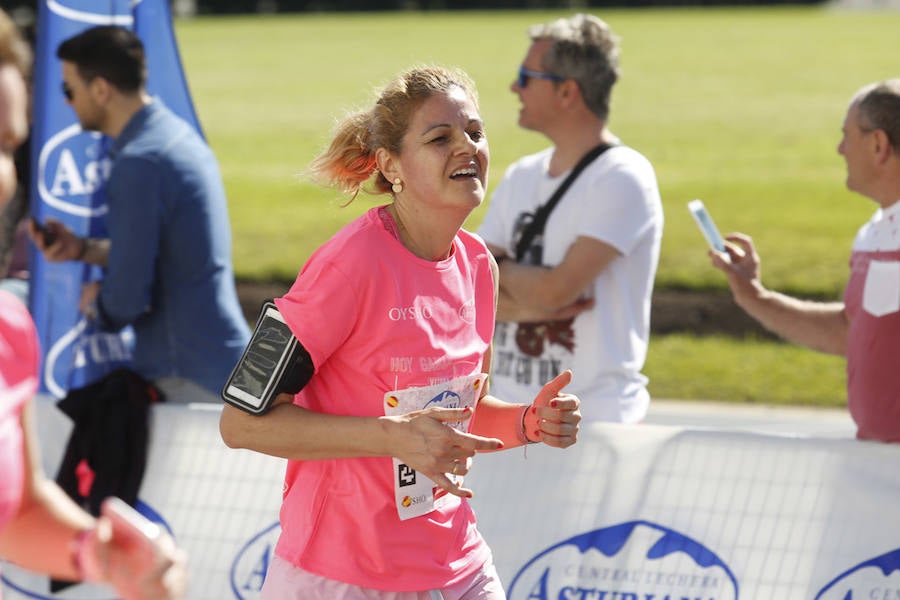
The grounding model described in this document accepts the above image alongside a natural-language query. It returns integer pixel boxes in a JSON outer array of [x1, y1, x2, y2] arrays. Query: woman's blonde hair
[[308, 65, 478, 201], [0, 10, 32, 77]]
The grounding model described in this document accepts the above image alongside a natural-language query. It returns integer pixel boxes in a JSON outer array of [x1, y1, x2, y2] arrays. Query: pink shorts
[[260, 555, 505, 600]]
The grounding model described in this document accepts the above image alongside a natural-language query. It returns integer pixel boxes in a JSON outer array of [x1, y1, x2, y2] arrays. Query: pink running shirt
[[0, 290, 40, 595], [273, 207, 497, 591]]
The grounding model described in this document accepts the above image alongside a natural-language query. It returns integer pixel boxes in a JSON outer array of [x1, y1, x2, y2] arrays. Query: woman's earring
[[392, 178, 403, 194]]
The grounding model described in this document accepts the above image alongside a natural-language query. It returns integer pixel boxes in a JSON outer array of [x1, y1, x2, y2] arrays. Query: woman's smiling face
[[394, 85, 489, 214]]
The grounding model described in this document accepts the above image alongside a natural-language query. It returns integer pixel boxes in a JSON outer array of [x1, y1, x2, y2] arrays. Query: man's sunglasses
[[61, 81, 74, 101], [517, 66, 564, 89]]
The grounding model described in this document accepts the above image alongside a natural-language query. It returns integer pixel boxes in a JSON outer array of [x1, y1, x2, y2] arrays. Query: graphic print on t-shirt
[[514, 319, 576, 357], [494, 211, 576, 383]]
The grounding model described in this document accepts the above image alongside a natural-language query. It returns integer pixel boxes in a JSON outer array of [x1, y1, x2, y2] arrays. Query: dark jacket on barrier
[[54, 367, 161, 514], [50, 368, 161, 591]]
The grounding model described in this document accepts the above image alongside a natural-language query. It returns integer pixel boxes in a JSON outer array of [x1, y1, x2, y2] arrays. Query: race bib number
[[384, 373, 487, 521]]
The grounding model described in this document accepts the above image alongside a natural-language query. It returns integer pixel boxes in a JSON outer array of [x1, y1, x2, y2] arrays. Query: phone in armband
[[222, 301, 306, 415], [687, 199, 727, 253]]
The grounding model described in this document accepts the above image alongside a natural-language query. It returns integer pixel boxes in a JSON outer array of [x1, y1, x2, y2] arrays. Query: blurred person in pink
[[0, 10, 186, 599], [219, 65, 582, 599], [0, 11, 30, 303]]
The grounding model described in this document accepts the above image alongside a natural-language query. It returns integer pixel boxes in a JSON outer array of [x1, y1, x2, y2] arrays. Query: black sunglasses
[[517, 66, 564, 89], [61, 81, 74, 101]]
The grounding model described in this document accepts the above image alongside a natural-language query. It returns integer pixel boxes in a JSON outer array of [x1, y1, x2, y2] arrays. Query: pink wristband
[[72, 528, 103, 582]]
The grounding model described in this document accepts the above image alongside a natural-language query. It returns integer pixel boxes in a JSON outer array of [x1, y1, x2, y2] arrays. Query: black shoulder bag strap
[[514, 143, 614, 261]]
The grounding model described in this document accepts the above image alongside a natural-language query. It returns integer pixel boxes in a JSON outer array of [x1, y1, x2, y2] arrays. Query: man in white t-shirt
[[708, 80, 900, 443], [478, 14, 663, 423]]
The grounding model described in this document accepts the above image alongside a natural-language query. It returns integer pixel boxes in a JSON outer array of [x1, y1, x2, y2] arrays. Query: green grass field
[[172, 7, 900, 408]]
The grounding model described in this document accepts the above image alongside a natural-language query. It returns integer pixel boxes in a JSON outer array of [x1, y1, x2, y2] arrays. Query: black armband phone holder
[[221, 300, 313, 415]]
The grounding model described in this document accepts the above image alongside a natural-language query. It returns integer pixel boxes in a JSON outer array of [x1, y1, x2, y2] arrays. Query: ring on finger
[[451, 461, 460, 476]]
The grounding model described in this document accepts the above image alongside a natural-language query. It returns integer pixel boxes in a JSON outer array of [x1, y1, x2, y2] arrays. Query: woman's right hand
[[385, 407, 502, 498]]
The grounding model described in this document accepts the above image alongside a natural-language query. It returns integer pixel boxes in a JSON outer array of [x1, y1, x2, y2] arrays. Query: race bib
[[383, 373, 487, 521]]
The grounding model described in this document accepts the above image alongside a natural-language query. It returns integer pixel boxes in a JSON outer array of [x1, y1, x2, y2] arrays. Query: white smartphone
[[687, 199, 727, 253], [222, 301, 299, 415]]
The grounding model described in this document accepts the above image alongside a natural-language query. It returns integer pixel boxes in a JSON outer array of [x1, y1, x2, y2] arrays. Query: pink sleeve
[[0, 291, 40, 398], [274, 259, 361, 370]]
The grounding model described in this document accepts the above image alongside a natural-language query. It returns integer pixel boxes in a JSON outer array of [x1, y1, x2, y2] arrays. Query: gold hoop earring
[[392, 178, 403, 194]]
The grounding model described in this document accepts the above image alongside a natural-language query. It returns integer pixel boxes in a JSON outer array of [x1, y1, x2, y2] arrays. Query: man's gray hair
[[528, 13, 620, 121], [856, 79, 900, 153]]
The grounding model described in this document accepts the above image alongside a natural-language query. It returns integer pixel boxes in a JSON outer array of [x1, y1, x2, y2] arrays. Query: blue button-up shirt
[[96, 101, 249, 394]]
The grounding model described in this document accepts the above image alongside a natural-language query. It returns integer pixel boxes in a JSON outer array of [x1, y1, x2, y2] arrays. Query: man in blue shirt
[[31, 25, 249, 403]]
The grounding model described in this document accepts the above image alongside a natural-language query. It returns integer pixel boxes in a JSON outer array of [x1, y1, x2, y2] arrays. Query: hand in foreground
[[523, 370, 580, 448], [27, 217, 82, 262], [388, 407, 502, 499], [82, 498, 188, 600]]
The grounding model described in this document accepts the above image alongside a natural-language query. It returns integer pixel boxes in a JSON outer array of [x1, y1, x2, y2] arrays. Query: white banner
[[3, 399, 899, 599]]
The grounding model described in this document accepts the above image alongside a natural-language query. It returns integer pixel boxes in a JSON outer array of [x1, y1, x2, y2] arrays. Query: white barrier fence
[[3, 398, 900, 599]]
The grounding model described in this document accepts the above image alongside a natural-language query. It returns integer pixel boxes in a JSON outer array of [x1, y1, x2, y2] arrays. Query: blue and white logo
[[424, 390, 461, 410], [46, 0, 134, 25], [230, 522, 280, 599], [508, 520, 739, 600], [815, 547, 900, 599], [38, 125, 111, 219], [42, 316, 134, 398]]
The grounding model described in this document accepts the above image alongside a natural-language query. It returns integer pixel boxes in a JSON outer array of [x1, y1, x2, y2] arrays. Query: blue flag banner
[[133, 0, 204, 139], [28, 0, 204, 396]]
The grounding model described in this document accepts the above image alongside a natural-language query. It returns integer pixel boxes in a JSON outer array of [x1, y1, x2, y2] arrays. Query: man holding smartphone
[[709, 80, 900, 443], [29, 25, 249, 404]]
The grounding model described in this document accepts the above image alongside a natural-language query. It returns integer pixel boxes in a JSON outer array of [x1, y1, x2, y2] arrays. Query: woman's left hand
[[524, 370, 580, 448]]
